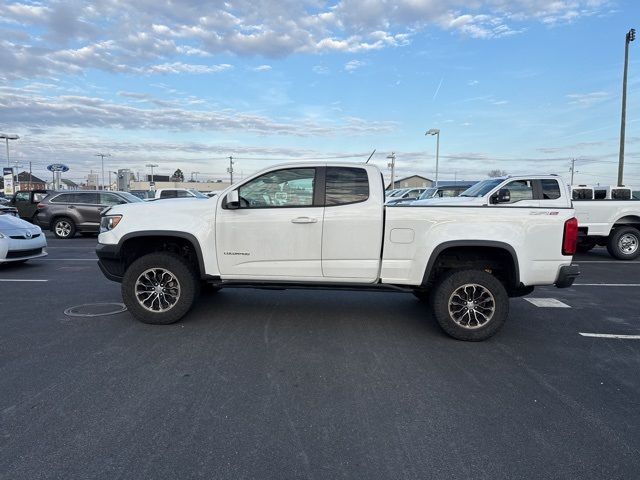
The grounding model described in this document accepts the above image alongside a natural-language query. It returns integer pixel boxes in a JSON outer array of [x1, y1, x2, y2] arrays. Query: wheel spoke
[[448, 282, 496, 329], [135, 267, 181, 313]]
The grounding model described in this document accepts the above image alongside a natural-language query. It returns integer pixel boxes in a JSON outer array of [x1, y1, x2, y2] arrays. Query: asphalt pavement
[[1, 233, 639, 479]]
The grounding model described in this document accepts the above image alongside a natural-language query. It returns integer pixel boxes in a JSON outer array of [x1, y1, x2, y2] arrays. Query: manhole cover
[[64, 303, 127, 317]]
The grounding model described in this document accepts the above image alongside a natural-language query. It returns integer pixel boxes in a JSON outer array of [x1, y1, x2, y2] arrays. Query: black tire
[[431, 270, 509, 341], [606, 227, 640, 260], [413, 289, 430, 302], [52, 217, 76, 239], [576, 239, 596, 253], [122, 252, 199, 325]]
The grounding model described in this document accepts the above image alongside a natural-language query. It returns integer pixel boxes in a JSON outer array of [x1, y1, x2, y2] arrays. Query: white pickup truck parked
[[97, 164, 579, 341], [570, 185, 640, 259]]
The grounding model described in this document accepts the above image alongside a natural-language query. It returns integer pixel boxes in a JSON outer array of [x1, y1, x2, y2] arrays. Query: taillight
[[36, 203, 46, 210], [562, 217, 578, 256]]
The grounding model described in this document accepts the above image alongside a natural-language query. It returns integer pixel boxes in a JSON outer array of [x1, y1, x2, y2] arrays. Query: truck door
[[216, 167, 323, 279], [321, 166, 384, 281]]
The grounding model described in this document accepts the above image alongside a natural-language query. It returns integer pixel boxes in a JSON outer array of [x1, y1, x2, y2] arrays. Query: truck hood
[[106, 197, 215, 217], [410, 196, 485, 206]]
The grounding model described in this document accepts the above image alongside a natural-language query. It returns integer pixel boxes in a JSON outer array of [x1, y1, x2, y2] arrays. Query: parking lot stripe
[[574, 261, 640, 264], [573, 283, 640, 287], [0, 279, 49, 282], [524, 298, 571, 308], [34, 258, 96, 261], [579, 333, 640, 340]]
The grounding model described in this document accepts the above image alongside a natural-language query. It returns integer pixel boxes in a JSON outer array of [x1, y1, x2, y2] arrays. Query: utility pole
[[145, 163, 158, 188], [618, 28, 635, 186], [570, 158, 576, 185], [227, 156, 234, 184], [387, 152, 396, 189], [95, 153, 110, 191]]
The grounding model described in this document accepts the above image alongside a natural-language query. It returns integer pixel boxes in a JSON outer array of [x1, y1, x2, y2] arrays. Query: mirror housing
[[491, 188, 511, 204], [226, 190, 240, 209]]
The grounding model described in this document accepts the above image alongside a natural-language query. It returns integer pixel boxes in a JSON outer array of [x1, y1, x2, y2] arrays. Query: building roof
[[393, 174, 433, 184], [17, 171, 46, 184], [61, 179, 78, 187]]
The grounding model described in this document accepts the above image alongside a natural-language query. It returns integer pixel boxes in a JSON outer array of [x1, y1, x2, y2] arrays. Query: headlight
[[100, 215, 122, 233]]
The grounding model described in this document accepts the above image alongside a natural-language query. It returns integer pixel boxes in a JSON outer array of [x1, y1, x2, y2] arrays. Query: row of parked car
[[384, 183, 475, 205]]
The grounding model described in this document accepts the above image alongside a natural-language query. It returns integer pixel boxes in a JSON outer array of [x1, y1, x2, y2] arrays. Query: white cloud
[[312, 65, 330, 75], [141, 62, 233, 74], [344, 60, 365, 72], [566, 91, 609, 107], [253, 64, 272, 72], [0, 1, 609, 79]]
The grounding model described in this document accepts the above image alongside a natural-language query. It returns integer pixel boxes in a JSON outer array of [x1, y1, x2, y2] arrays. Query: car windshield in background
[[418, 188, 437, 200], [118, 192, 144, 203], [188, 189, 208, 199], [388, 189, 407, 197], [460, 179, 503, 197]]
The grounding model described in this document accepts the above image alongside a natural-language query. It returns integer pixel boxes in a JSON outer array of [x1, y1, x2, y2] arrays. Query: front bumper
[[555, 264, 580, 288], [0, 235, 48, 263], [96, 242, 124, 282]]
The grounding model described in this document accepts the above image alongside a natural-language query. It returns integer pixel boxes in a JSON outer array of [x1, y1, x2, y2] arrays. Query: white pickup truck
[[569, 185, 640, 259], [96, 164, 579, 341]]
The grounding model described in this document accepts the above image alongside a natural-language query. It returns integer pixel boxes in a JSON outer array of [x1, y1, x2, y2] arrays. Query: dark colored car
[[10, 190, 50, 221], [35, 191, 142, 239]]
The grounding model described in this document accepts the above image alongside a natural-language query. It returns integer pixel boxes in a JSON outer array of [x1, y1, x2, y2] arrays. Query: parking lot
[[1, 233, 639, 479]]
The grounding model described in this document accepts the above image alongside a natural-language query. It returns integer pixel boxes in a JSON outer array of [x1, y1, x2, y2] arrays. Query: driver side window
[[238, 168, 315, 208], [502, 180, 534, 203]]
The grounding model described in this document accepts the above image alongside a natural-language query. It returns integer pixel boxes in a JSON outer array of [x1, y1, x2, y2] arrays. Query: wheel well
[[119, 235, 202, 276], [424, 246, 518, 292], [612, 216, 640, 233]]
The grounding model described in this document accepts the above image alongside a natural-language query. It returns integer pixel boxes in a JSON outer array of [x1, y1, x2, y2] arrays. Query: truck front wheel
[[606, 227, 640, 260], [122, 252, 199, 325], [431, 270, 509, 341]]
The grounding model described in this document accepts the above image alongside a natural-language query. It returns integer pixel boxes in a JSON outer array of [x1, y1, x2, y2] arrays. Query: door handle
[[291, 216, 318, 224]]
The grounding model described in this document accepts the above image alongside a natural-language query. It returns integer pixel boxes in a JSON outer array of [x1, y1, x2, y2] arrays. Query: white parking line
[[524, 298, 571, 308], [0, 279, 49, 282], [575, 261, 640, 264], [579, 333, 640, 340], [573, 283, 640, 287], [34, 258, 95, 261]]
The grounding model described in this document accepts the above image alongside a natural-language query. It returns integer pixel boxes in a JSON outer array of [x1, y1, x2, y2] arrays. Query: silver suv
[[36, 191, 142, 239]]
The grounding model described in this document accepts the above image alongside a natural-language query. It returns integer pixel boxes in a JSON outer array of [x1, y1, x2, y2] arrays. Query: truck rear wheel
[[122, 252, 199, 325], [606, 227, 640, 260], [431, 270, 509, 341]]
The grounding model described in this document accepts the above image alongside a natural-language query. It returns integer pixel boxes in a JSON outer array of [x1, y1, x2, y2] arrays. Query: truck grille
[[6, 248, 43, 259]]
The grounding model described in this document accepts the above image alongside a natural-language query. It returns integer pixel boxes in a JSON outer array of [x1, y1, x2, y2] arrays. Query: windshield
[[460, 179, 503, 197], [188, 189, 208, 198], [389, 189, 407, 197], [117, 192, 144, 203], [417, 188, 438, 200]]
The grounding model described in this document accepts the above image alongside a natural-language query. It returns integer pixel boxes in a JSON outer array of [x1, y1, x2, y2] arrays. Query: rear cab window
[[325, 167, 369, 206], [540, 179, 561, 200]]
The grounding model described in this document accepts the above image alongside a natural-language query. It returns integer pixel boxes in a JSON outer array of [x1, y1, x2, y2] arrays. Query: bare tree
[[487, 169, 508, 178]]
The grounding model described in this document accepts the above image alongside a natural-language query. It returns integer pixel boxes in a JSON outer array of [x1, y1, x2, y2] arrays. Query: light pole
[[425, 128, 440, 187], [146, 163, 158, 188], [386, 152, 396, 189], [227, 156, 234, 184], [0, 133, 19, 167], [618, 28, 635, 186], [95, 153, 111, 191]]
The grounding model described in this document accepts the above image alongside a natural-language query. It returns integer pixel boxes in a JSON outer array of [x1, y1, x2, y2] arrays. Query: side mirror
[[491, 188, 511, 204], [226, 190, 240, 209]]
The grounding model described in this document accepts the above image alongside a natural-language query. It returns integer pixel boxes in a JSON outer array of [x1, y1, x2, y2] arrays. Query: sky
[[0, 0, 639, 188]]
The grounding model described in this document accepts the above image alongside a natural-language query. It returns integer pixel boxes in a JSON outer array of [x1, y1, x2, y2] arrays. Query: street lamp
[[425, 128, 440, 187], [386, 152, 396, 189], [146, 163, 159, 188], [618, 28, 635, 186], [95, 153, 111, 191], [0, 133, 19, 167]]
